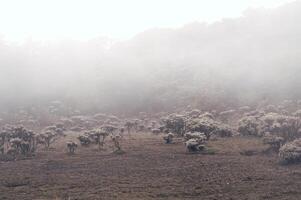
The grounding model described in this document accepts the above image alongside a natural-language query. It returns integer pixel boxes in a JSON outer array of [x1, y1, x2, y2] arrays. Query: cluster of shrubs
[[159, 109, 235, 152], [238, 112, 301, 140], [73, 114, 161, 153], [2, 99, 301, 163], [157, 100, 301, 157], [235, 101, 301, 164], [0, 126, 36, 157], [279, 139, 301, 164], [77, 125, 123, 153], [0, 113, 160, 157], [0, 122, 68, 160]]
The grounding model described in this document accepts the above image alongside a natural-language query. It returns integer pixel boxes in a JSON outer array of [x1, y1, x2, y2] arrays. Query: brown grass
[[0, 132, 301, 200]]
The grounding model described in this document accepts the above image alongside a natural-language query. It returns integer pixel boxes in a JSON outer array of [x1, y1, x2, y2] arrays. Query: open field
[[1, 133, 301, 200], [2, 1, 301, 199]]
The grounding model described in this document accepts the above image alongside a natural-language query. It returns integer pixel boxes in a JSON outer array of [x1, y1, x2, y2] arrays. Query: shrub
[[185, 138, 206, 152], [213, 124, 234, 137], [36, 131, 60, 149], [0, 126, 36, 157], [218, 109, 236, 122], [186, 117, 219, 140], [87, 129, 109, 150], [77, 133, 92, 146], [238, 116, 261, 136], [124, 121, 134, 135], [111, 134, 123, 152], [151, 128, 161, 134], [279, 139, 301, 164], [184, 132, 206, 141], [263, 135, 284, 152], [293, 110, 301, 118], [261, 113, 301, 141], [66, 141, 78, 154], [161, 114, 186, 136], [163, 133, 174, 144]]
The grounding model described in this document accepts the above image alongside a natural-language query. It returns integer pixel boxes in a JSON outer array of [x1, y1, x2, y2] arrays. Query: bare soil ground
[[1, 133, 301, 200]]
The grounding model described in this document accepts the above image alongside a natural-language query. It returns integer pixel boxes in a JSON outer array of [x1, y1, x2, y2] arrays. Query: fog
[[1, 1, 301, 115]]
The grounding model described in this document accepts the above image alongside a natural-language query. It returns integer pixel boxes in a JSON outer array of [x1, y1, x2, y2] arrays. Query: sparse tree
[[89, 129, 109, 150], [36, 131, 59, 149], [111, 135, 122, 151], [124, 121, 134, 136], [67, 141, 78, 154]]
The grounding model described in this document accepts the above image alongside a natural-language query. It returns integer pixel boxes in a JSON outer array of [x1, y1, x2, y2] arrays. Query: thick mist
[[1, 1, 301, 115]]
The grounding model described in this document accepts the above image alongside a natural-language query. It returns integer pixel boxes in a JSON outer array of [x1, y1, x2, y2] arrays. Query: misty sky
[[0, 0, 296, 42], [0, 0, 301, 113]]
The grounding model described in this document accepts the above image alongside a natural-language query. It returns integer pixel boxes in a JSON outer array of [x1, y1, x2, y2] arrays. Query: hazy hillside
[[1, 1, 301, 114]]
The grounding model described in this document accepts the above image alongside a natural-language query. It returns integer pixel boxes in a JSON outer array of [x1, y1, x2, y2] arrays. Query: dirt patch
[[0, 133, 301, 200]]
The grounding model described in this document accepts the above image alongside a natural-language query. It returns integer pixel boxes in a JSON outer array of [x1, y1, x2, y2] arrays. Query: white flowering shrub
[[185, 116, 220, 140], [87, 129, 109, 150], [0, 126, 36, 156], [184, 132, 206, 142], [238, 112, 301, 141], [36, 130, 60, 149], [238, 116, 261, 136], [261, 113, 301, 141], [161, 114, 186, 136], [279, 138, 301, 164], [213, 124, 235, 137], [185, 138, 206, 152]]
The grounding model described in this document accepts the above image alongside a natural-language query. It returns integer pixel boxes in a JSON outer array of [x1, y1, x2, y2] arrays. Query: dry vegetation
[[1, 133, 301, 200], [1, 99, 301, 199], [1, 3, 301, 199]]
